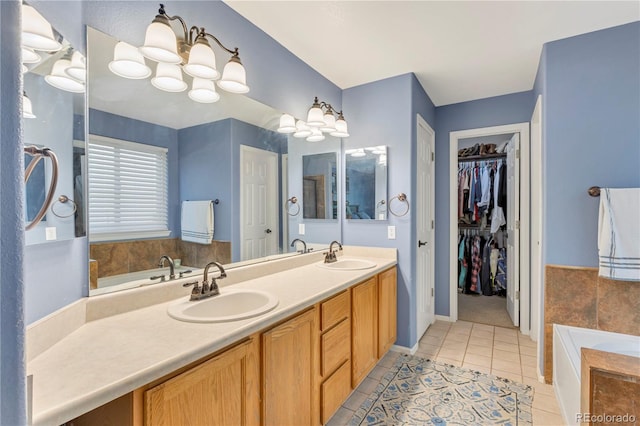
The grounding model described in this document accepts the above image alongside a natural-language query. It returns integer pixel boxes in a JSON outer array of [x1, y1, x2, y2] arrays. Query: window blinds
[[88, 135, 169, 239]]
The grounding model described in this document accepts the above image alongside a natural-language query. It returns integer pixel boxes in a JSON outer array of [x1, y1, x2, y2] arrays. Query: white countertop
[[27, 247, 396, 425]]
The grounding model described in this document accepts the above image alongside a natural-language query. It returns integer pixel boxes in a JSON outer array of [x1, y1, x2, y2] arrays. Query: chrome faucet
[[184, 261, 227, 301], [324, 241, 343, 263], [290, 238, 308, 254], [158, 255, 176, 279]]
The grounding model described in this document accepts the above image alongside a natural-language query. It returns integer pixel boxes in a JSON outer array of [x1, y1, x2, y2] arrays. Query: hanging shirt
[[491, 163, 506, 233]]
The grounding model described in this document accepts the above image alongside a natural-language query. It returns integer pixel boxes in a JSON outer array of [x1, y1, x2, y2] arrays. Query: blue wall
[[89, 109, 181, 237], [0, 1, 26, 423], [542, 21, 640, 266], [433, 91, 534, 316]]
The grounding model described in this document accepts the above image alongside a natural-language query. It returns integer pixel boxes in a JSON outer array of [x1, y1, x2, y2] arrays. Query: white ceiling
[[224, 1, 639, 106]]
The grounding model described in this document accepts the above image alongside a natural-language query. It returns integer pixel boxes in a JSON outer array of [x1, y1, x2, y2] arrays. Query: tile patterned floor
[[327, 320, 566, 426]]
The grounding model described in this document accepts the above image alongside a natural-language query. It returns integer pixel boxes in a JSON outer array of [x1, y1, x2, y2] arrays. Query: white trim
[[435, 314, 453, 322], [391, 342, 419, 355], [530, 94, 544, 346], [90, 230, 171, 243], [449, 122, 530, 335], [88, 133, 168, 154]]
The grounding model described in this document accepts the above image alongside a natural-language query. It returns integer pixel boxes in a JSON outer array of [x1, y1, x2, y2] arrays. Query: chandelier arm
[[188, 26, 201, 45], [204, 32, 237, 56], [162, 11, 190, 42]]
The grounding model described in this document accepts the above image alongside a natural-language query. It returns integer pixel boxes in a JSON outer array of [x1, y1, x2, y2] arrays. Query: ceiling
[[224, 1, 639, 106]]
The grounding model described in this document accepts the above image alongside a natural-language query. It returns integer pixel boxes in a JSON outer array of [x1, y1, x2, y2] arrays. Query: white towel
[[598, 188, 640, 281], [181, 200, 214, 244]]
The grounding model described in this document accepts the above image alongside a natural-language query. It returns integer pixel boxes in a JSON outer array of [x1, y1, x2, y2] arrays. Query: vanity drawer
[[321, 360, 352, 424], [321, 318, 351, 376], [321, 290, 350, 331]]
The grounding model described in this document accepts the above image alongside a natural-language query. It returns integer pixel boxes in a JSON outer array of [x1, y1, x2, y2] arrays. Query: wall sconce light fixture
[[23, 92, 36, 119], [110, 3, 249, 102], [277, 96, 350, 141]]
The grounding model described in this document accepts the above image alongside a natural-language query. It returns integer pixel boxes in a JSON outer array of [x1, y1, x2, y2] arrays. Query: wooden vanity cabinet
[[351, 276, 379, 387], [144, 336, 260, 426], [378, 267, 398, 358], [262, 308, 318, 426]]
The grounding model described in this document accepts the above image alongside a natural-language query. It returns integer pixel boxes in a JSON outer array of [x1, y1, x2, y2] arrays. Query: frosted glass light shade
[[351, 149, 366, 157], [22, 5, 62, 52], [23, 93, 36, 119], [306, 127, 325, 142], [22, 63, 29, 74], [139, 21, 181, 64], [306, 105, 325, 127], [293, 120, 312, 138], [320, 112, 336, 133], [330, 118, 349, 138], [184, 41, 219, 80], [277, 114, 296, 133], [151, 63, 187, 92], [109, 42, 152, 79], [188, 78, 220, 103], [65, 51, 86, 82], [45, 59, 85, 93], [218, 58, 249, 94], [22, 47, 41, 64]]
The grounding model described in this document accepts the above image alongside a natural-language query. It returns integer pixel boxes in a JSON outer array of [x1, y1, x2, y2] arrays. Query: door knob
[[265, 229, 272, 234], [418, 240, 427, 247]]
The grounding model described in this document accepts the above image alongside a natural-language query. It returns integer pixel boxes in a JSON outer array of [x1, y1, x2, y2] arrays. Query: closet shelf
[[458, 153, 506, 162]]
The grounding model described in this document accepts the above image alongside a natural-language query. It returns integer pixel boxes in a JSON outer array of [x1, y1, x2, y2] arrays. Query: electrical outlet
[[45, 227, 57, 241], [387, 225, 396, 240], [298, 223, 305, 235]]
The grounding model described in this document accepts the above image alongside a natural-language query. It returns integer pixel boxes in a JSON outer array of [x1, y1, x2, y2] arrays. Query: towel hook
[[388, 193, 410, 217], [588, 186, 601, 197], [285, 196, 300, 216]]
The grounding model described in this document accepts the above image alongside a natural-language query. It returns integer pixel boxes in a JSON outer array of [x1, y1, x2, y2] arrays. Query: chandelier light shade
[[151, 62, 187, 92], [22, 47, 41, 64], [306, 97, 325, 127], [21, 4, 62, 52], [184, 39, 219, 80], [218, 56, 250, 94], [45, 58, 85, 93], [331, 112, 350, 138], [65, 51, 86, 82], [350, 148, 366, 157], [139, 17, 181, 64], [307, 127, 325, 142], [109, 41, 152, 79], [277, 114, 297, 133], [22, 64, 29, 74], [23, 92, 36, 119], [188, 78, 220, 103], [320, 110, 337, 133], [293, 120, 312, 139]]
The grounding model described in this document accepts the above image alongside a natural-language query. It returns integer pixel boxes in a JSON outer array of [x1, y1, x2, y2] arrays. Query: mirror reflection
[[345, 146, 388, 220], [87, 27, 341, 295], [22, 3, 86, 246], [302, 153, 337, 220]]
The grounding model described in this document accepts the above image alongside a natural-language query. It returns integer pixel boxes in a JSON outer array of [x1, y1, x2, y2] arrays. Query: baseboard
[[435, 314, 453, 322], [391, 342, 418, 355]]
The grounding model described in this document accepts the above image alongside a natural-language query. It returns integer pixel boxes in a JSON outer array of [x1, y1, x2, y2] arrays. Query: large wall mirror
[[23, 3, 86, 246], [345, 146, 388, 220], [86, 27, 342, 295]]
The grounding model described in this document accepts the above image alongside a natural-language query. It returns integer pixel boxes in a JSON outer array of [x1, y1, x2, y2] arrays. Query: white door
[[240, 146, 278, 261], [506, 134, 520, 326], [416, 116, 435, 338]]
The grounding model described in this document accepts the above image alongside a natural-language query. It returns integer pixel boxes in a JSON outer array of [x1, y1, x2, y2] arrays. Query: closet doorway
[[448, 123, 530, 333]]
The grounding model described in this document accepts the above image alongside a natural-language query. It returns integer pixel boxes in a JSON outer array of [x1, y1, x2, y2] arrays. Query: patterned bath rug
[[349, 354, 534, 426]]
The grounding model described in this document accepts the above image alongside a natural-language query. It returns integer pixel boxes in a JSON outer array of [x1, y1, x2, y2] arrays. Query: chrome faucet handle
[[183, 280, 202, 300], [150, 274, 166, 281], [179, 270, 193, 278]]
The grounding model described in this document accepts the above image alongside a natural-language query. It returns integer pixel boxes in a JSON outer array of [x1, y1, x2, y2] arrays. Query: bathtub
[[553, 324, 640, 425]]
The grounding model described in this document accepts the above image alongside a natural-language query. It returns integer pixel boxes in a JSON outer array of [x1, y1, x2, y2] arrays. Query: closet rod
[[458, 153, 506, 163]]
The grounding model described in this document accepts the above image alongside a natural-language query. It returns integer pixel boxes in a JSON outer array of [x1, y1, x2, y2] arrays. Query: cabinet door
[[144, 338, 259, 426], [378, 267, 398, 357], [262, 308, 316, 426], [351, 277, 379, 387]]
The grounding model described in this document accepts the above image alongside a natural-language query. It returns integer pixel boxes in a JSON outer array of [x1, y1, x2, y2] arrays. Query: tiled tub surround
[[543, 265, 640, 383], [26, 246, 396, 425], [581, 348, 640, 426], [553, 324, 640, 425], [89, 238, 232, 284]]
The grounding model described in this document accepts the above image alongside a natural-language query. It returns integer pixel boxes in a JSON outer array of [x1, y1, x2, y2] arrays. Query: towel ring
[[51, 195, 77, 218], [285, 196, 300, 216], [24, 146, 59, 230], [388, 193, 410, 217]]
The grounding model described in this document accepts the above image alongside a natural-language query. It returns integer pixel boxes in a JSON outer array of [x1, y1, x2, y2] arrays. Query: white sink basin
[[168, 289, 278, 323], [316, 258, 377, 271]]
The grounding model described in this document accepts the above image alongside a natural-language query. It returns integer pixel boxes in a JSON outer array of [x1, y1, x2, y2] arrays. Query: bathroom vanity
[[27, 246, 397, 425]]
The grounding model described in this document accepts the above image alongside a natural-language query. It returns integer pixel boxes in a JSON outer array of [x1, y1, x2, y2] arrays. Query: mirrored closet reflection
[[456, 134, 518, 328]]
